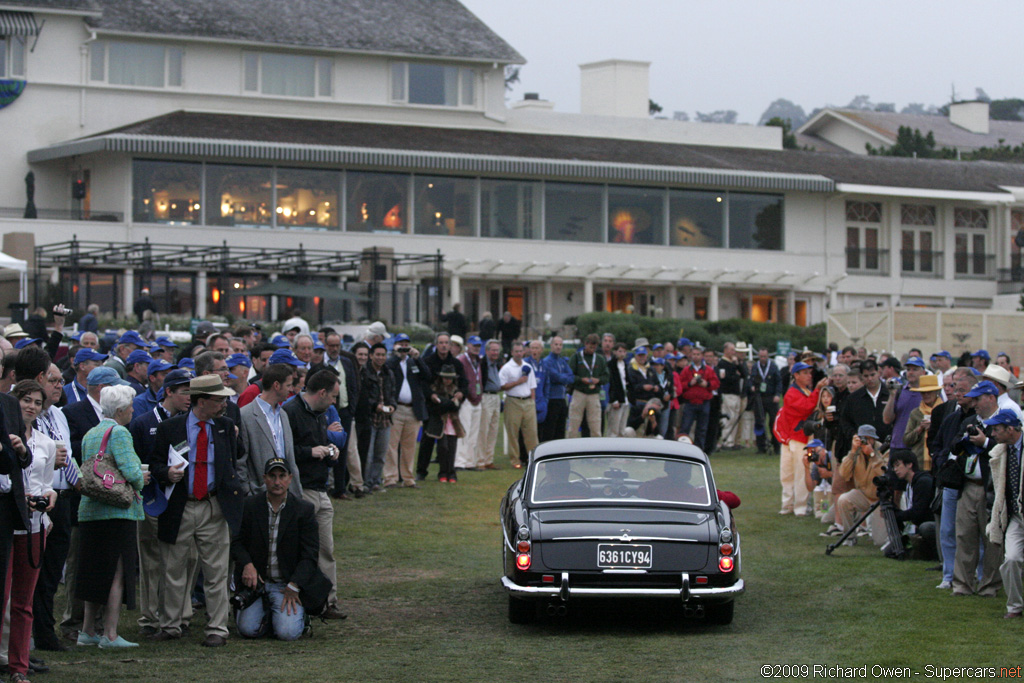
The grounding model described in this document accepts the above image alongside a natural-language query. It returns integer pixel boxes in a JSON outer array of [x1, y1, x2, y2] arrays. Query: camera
[[230, 583, 265, 612], [396, 346, 409, 353], [27, 495, 49, 512], [53, 303, 72, 317], [872, 474, 894, 502], [966, 424, 980, 437], [885, 377, 902, 392]]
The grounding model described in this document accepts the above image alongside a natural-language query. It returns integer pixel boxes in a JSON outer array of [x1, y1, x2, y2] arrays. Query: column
[[667, 285, 678, 319], [123, 268, 134, 318], [450, 273, 461, 307], [195, 270, 207, 319], [269, 273, 279, 321], [583, 279, 594, 313], [786, 288, 796, 325], [708, 284, 719, 322], [544, 280, 553, 321]]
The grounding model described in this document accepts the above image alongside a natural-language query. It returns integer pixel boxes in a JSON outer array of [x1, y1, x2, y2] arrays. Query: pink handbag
[[79, 426, 137, 509]]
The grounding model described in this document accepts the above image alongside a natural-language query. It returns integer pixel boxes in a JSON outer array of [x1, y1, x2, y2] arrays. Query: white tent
[[0, 252, 28, 302]]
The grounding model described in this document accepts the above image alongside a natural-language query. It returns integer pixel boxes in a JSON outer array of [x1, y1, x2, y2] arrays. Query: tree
[[900, 103, 941, 116], [695, 110, 737, 124], [757, 98, 807, 128], [649, 99, 663, 116], [846, 95, 874, 110], [975, 87, 991, 103], [874, 102, 896, 113], [866, 126, 954, 158], [764, 117, 799, 149], [503, 66, 520, 92], [990, 98, 1024, 121], [672, 111, 690, 122]]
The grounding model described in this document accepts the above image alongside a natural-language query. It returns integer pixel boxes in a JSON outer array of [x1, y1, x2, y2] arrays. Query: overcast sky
[[460, 0, 1024, 124]]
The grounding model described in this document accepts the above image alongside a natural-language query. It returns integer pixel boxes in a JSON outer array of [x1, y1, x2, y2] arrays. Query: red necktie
[[194, 422, 208, 499]]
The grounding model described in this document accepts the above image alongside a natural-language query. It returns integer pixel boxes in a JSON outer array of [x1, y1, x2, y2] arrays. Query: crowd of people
[[0, 301, 1021, 681]]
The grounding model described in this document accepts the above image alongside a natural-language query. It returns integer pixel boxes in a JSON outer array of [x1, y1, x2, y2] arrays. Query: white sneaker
[[778, 508, 793, 515], [936, 580, 952, 589], [842, 539, 856, 547]]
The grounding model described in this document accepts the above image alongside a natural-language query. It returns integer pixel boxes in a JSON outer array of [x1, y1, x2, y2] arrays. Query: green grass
[[40, 448, 1024, 682]]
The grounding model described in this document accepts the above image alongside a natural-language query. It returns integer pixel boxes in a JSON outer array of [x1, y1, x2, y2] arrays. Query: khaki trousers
[[477, 393, 501, 467], [159, 498, 230, 637], [780, 440, 809, 514], [720, 394, 743, 447], [1002, 514, 1024, 614], [567, 392, 602, 438], [302, 489, 338, 607], [954, 480, 1003, 595], [606, 403, 630, 437], [505, 396, 538, 465], [384, 404, 420, 486], [138, 514, 199, 630], [836, 489, 888, 545], [454, 401, 482, 469], [346, 428, 363, 490]]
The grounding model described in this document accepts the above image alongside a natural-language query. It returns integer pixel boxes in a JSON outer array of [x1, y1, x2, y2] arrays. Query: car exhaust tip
[[546, 604, 558, 616], [556, 605, 568, 617]]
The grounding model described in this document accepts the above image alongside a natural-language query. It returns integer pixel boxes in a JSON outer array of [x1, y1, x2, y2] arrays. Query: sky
[[460, 0, 1024, 124]]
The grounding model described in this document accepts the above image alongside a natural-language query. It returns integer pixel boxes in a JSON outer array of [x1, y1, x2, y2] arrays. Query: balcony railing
[[954, 253, 995, 280], [0, 207, 124, 222], [998, 266, 1024, 295], [900, 250, 944, 278], [845, 247, 889, 274]]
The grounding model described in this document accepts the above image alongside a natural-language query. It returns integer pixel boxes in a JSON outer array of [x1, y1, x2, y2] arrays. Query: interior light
[[211, 288, 221, 304], [716, 196, 723, 203], [276, 206, 283, 214], [233, 282, 241, 289], [170, 203, 177, 210]]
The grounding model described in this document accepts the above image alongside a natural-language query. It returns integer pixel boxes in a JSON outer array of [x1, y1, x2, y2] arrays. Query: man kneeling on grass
[[231, 458, 326, 640]]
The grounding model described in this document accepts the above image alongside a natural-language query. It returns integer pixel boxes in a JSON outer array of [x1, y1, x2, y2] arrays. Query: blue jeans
[[364, 426, 391, 489], [940, 487, 958, 583], [236, 582, 306, 641], [679, 402, 710, 446]]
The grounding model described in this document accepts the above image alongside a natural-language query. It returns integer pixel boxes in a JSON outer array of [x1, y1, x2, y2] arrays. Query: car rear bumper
[[502, 573, 744, 602]]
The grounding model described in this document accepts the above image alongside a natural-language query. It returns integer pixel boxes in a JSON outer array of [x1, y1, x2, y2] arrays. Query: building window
[[391, 62, 476, 107], [480, 180, 540, 239], [205, 164, 273, 227], [414, 175, 476, 236], [669, 190, 724, 248], [607, 186, 664, 245], [146, 274, 195, 316], [954, 207, 990, 277], [845, 201, 883, 272], [275, 168, 340, 229], [347, 171, 408, 233], [544, 182, 603, 243], [900, 204, 938, 275], [91, 41, 183, 87], [243, 52, 332, 98], [0, 35, 26, 77], [132, 160, 202, 224], [729, 193, 783, 250], [1011, 209, 1024, 280]]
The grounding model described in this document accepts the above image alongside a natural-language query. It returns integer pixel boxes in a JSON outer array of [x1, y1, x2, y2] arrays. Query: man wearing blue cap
[[238, 350, 304, 408], [882, 355, 926, 451], [132, 359, 176, 416], [64, 348, 107, 405], [104, 331, 148, 379], [225, 353, 252, 399], [985, 409, 1024, 617], [124, 350, 155, 396]]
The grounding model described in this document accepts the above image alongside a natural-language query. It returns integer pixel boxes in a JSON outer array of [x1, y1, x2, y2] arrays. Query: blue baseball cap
[[118, 330, 148, 348], [467, 335, 482, 346], [272, 336, 292, 349], [651, 357, 665, 365], [162, 368, 194, 388], [226, 353, 252, 369], [634, 346, 648, 355], [147, 359, 175, 376], [393, 333, 411, 343], [86, 366, 129, 387], [269, 349, 305, 367], [965, 380, 999, 398], [791, 362, 813, 373], [804, 439, 825, 450], [313, 340, 325, 351], [149, 344, 163, 354], [125, 350, 153, 367], [154, 336, 178, 348], [177, 358, 195, 371], [931, 350, 952, 360], [652, 343, 664, 350], [678, 338, 693, 347], [972, 349, 991, 361], [904, 356, 926, 368], [14, 338, 42, 349], [69, 331, 83, 342], [984, 409, 1022, 428], [74, 348, 107, 365]]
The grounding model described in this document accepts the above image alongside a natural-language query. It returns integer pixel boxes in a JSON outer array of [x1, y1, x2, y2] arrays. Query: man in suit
[[321, 333, 358, 498], [751, 347, 783, 454], [385, 333, 430, 488], [237, 363, 302, 496], [149, 374, 244, 647], [231, 458, 323, 640]]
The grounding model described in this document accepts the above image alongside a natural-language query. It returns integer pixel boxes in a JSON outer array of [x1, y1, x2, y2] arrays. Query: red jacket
[[678, 363, 720, 405], [773, 385, 820, 445]]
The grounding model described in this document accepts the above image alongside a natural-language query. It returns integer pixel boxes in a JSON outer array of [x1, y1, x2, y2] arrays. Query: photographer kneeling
[[802, 439, 833, 519], [231, 458, 326, 640], [835, 425, 887, 546], [890, 449, 937, 558]]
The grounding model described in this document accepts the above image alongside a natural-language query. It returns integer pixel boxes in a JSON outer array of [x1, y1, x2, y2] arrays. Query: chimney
[[511, 92, 555, 111], [948, 101, 989, 135], [579, 59, 650, 118]]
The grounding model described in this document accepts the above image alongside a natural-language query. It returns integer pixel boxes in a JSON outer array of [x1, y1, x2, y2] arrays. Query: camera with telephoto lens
[[231, 582, 265, 612], [27, 495, 49, 512], [872, 474, 894, 502]]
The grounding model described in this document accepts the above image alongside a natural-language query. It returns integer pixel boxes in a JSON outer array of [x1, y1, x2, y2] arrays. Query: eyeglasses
[[47, 377, 65, 386]]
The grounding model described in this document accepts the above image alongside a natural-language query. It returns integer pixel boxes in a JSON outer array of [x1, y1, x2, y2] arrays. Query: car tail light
[[517, 540, 531, 553], [719, 556, 734, 572], [719, 542, 734, 556], [515, 526, 531, 570], [516, 553, 531, 570]]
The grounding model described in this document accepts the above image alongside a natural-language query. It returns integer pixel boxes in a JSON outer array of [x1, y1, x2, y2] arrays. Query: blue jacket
[[542, 353, 574, 401], [525, 356, 549, 423], [133, 386, 161, 417], [324, 404, 349, 451]]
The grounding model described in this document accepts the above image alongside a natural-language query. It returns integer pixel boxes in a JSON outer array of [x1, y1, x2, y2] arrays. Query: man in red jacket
[[677, 347, 720, 448], [774, 361, 828, 516]]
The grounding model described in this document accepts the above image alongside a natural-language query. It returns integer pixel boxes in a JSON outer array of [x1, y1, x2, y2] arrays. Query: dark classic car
[[500, 438, 743, 624]]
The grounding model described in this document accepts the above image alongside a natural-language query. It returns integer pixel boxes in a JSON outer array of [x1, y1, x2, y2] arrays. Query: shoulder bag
[[80, 426, 137, 509]]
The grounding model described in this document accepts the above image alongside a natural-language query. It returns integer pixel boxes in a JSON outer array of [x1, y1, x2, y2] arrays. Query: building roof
[[27, 111, 1024, 197], [77, 0, 523, 63], [800, 108, 1024, 153], [0, 1, 99, 12]]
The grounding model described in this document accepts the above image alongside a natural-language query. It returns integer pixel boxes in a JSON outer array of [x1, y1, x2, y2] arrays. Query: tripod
[[825, 496, 905, 558]]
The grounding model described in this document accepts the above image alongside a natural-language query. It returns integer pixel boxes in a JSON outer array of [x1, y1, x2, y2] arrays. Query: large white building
[[2, 0, 1023, 333]]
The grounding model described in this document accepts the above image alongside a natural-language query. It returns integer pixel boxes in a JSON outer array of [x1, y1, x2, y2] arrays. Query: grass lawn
[[41, 445, 1023, 682]]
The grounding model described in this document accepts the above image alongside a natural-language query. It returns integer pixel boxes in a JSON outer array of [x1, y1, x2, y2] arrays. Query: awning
[[241, 281, 369, 302], [0, 250, 28, 302], [0, 11, 39, 36]]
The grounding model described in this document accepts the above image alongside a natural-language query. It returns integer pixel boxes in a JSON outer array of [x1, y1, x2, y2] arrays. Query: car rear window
[[529, 456, 711, 506]]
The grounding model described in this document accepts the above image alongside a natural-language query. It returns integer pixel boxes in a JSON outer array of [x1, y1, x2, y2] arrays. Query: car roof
[[529, 438, 710, 466]]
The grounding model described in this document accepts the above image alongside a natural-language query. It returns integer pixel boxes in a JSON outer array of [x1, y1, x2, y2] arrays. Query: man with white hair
[[363, 321, 390, 347]]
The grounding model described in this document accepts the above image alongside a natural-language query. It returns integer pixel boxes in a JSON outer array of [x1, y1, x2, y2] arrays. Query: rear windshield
[[529, 455, 711, 506]]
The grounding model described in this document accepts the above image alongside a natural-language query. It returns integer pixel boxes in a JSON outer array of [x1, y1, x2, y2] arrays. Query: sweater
[[78, 419, 145, 522]]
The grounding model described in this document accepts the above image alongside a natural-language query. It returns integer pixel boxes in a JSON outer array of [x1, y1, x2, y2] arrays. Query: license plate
[[597, 544, 652, 569]]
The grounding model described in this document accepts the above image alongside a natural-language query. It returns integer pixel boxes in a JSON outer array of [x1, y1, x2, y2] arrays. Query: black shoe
[[35, 635, 68, 652], [29, 656, 50, 673], [415, 474, 426, 482]]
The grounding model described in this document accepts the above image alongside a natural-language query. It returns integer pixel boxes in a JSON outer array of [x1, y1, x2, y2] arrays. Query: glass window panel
[[669, 190, 723, 247], [480, 179, 539, 239], [261, 53, 315, 97], [10, 36, 25, 77], [901, 204, 935, 226], [132, 160, 202, 224], [317, 58, 332, 96], [729, 193, 783, 250], [414, 175, 476, 236], [901, 230, 915, 271], [920, 232, 933, 272], [107, 42, 166, 87], [275, 168, 340, 230], [243, 52, 258, 91], [205, 164, 273, 227], [864, 228, 878, 270], [87, 273, 120, 317], [0, 38, 7, 78], [167, 47, 183, 86], [955, 234, 968, 274], [407, 63, 459, 105], [846, 227, 860, 270], [148, 274, 194, 316], [346, 171, 409, 233], [845, 201, 881, 223], [460, 68, 475, 106], [390, 62, 405, 101], [89, 41, 105, 81], [607, 186, 664, 245], [973, 234, 986, 274], [544, 182, 603, 243], [954, 207, 988, 229]]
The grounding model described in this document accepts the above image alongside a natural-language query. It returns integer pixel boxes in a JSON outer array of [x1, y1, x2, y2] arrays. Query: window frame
[[899, 204, 938, 276], [0, 34, 27, 78], [845, 201, 884, 273], [89, 40, 184, 89], [241, 51, 333, 99], [390, 61, 478, 108], [953, 206, 991, 278]]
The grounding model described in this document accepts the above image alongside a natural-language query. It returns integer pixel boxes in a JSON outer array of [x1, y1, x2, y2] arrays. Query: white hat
[[983, 364, 1014, 388], [449, 335, 464, 348], [3, 323, 28, 339], [365, 321, 390, 339]]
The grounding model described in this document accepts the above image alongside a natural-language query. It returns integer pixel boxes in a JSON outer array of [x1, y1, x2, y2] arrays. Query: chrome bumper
[[502, 573, 744, 602]]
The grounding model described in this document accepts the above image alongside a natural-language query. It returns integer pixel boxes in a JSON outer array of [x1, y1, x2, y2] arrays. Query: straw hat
[[910, 374, 942, 392]]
